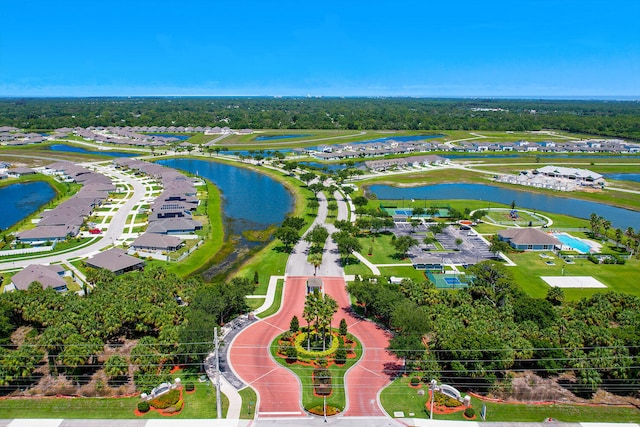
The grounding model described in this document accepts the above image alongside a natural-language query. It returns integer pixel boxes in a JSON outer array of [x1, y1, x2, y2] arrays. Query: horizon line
[[1, 94, 639, 101]]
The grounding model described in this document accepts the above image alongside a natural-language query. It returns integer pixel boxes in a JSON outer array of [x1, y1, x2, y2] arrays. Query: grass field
[[0, 380, 228, 419], [380, 377, 640, 422], [506, 251, 640, 300]]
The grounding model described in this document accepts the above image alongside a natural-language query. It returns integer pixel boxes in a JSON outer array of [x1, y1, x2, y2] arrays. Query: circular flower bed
[[294, 331, 340, 360]]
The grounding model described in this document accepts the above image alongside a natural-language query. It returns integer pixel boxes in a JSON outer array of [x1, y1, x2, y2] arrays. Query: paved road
[[230, 185, 399, 420], [0, 164, 147, 270]]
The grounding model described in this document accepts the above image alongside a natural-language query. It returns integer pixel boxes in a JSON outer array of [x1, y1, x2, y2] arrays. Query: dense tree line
[[1, 97, 640, 140], [348, 261, 640, 398], [0, 266, 252, 394]]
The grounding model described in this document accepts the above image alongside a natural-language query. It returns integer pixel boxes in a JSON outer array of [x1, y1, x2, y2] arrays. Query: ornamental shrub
[[410, 377, 420, 387], [286, 345, 298, 363], [137, 401, 150, 413], [464, 407, 475, 418], [334, 348, 347, 365], [185, 382, 195, 392], [150, 389, 180, 409]]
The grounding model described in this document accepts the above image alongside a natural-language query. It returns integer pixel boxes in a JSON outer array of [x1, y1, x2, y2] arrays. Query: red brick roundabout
[[228, 276, 401, 418]]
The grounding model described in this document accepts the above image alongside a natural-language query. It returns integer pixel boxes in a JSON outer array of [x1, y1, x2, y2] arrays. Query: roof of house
[[38, 211, 85, 227], [86, 248, 144, 273], [7, 167, 36, 175], [11, 264, 66, 291], [17, 225, 80, 240], [131, 233, 183, 250], [536, 165, 603, 180], [146, 218, 202, 234], [498, 228, 561, 246]]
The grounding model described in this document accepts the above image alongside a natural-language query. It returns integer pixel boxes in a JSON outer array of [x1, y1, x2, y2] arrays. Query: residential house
[[85, 248, 145, 275], [5, 264, 68, 292]]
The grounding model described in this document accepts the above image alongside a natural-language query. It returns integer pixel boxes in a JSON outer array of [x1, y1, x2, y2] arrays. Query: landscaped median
[[270, 328, 362, 417]]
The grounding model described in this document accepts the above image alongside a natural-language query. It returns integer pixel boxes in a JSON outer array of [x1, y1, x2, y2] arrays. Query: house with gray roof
[[498, 228, 560, 251], [130, 233, 184, 252], [146, 218, 202, 235], [86, 248, 144, 275], [17, 225, 80, 244], [6, 167, 36, 177], [5, 264, 68, 292]]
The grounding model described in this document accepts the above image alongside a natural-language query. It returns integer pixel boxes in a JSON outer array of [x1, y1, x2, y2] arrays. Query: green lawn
[[507, 251, 640, 300], [358, 232, 413, 264], [381, 377, 640, 422], [256, 278, 284, 318], [238, 386, 257, 419], [0, 381, 227, 419]]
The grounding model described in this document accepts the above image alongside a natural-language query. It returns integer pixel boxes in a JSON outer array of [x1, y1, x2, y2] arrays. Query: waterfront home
[[5, 264, 68, 293], [146, 218, 202, 235], [535, 165, 604, 187], [17, 225, 80, 244], [6, 167, 36, 178]]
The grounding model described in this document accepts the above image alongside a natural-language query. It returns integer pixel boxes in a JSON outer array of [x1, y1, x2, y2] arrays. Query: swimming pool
[[554, 233, 593, 253]]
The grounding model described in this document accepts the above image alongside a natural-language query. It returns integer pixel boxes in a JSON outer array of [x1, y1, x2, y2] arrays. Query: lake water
[[254, 134, 311, 141], [157, 158, 294, 235], [48, 144, 137, 157], [148, 133, 190, 140], [604, 173, 640, 183], [0, 181, 56, 230], [368, 183, 639, 230]]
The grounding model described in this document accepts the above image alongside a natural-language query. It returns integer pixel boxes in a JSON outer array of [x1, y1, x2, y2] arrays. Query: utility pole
[[214, 327, 222, 419]]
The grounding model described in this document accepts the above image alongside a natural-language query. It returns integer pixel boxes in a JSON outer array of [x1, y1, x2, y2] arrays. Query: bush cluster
[[434, 391, 462, 408], [464, 407, 476, 418], [150, 389, 180, 409], [137, 401, 150, 413]]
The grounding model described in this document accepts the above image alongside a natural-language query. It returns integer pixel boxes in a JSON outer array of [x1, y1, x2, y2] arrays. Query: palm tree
[[589, 213, 600, 237], [319, 294, 338, 351], [303, 290, 320, 351], [625, 227, 635, 253], [601, 219, 612, 241], [309, 252, 323, 276], [614, 228, 623, 249]]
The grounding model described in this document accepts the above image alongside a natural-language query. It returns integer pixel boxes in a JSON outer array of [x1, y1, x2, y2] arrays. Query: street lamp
[[430, 379, 437, 420]]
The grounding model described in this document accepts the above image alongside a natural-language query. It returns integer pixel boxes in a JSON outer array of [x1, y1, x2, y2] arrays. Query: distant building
[[535, 165, 604, 186], [498, 228, 560, 251]]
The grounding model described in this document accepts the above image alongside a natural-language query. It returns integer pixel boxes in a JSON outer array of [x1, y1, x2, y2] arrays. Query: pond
[[147, 133, 190, 140], [367, 183, 639, 230], [604, 173, 640, 183], [157, 159, 294, 236], [254, 134, 311, 141], [48, 144, 138, 157], [0, 181, 56, 230]]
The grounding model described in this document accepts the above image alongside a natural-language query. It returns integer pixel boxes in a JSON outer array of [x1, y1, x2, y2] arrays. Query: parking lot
[[394, 222, 495, 267]]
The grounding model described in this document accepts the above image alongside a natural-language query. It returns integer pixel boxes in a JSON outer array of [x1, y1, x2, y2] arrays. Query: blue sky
[[1, 0, 638, 97]]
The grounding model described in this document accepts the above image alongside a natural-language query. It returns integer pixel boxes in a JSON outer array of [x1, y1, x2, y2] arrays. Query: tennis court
[[385, 207, 450, 217], [426, 271, 470, 289]]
